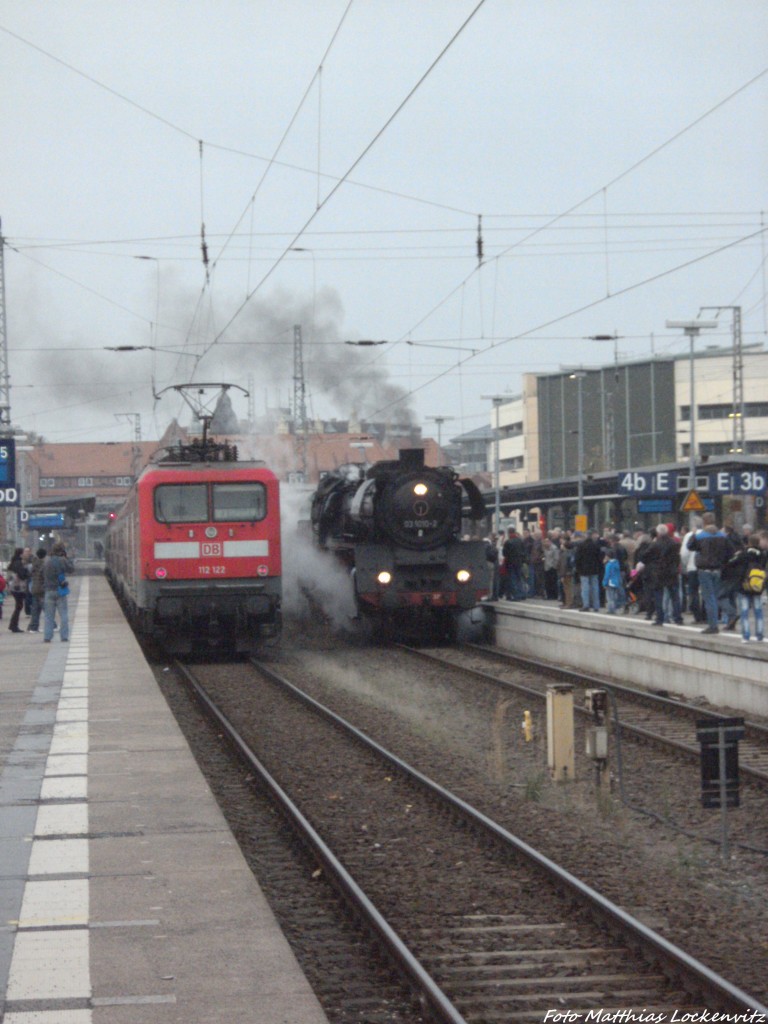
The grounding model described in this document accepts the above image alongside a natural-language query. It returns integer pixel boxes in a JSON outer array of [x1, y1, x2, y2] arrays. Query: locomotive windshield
[[154, 482, 267, 523], [155, 483, 208, 523], [213, 482, 266, 522]]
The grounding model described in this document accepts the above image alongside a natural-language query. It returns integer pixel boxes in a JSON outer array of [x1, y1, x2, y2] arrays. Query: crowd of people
[[0, 544, 74, 643], [485, 512, 768, 643]]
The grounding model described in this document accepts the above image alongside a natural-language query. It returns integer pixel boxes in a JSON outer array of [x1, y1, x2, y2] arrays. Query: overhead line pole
[[0, 218, 11, 428]]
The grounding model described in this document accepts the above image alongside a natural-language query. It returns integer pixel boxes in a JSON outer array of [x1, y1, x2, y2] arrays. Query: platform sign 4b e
[[0, 438, 18, 506]]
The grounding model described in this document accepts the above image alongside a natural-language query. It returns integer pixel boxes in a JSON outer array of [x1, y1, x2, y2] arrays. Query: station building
[[484, 344, 768, 533]]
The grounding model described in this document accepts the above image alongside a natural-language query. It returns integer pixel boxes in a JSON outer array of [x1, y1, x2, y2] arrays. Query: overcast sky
[[1, 0, 767, 446]]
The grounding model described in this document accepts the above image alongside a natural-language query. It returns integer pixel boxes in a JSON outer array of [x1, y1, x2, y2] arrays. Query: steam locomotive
[[105, 440, 282, 655], [310, 448, 488, 640]]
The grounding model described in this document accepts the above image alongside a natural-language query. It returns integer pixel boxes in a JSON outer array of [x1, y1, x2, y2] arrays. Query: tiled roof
[[26, 442, 161, 478], [21, 435, 447, 501], [216, 433, 444, 476]]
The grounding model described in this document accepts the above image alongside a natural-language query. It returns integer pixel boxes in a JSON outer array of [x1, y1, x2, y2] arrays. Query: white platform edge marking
[[6, 580, 92, 1006]]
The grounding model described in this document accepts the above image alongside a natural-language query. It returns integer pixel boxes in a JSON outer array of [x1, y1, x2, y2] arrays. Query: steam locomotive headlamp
[[413, 482, 428, 496], [377, 570, 393, 585], [456, 569, 471, 584]]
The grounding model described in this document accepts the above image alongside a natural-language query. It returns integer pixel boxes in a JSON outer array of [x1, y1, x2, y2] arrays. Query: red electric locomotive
[[105, 446, 282, 655]]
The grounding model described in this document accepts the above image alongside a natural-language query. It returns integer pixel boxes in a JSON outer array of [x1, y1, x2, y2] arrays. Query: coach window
[[212, 482, 266, 522], [154, 484, 208, 523]]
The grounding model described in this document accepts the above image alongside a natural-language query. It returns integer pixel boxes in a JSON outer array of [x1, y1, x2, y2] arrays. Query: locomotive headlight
[[377, 570, 393, 585], [155, 567, 167, 579], [413, 482, 428, 496], [456, 569, 471, 584]]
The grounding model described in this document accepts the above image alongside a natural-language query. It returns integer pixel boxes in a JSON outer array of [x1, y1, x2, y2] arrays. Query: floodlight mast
[[665, 320, 718, 526], [482, 395, 509, 534], [568, 371, 587, 519]]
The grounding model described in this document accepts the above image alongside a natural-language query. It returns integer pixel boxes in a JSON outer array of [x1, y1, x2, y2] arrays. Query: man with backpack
[[730, 531, 768, 643]]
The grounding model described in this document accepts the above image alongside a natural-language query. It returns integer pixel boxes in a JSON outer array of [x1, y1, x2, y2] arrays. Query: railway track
[[175, 657, 766, 1023], [400, 643, 768, 786]]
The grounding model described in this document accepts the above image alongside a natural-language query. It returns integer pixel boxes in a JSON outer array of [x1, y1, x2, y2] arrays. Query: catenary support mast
[[0, 219, 11, 427]]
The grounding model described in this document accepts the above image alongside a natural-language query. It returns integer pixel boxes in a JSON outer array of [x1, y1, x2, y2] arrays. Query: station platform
[[491, 597, 768, 719], [0, 574, 329, 1024]]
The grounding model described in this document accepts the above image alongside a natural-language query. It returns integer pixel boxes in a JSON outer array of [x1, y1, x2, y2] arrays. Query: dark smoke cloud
[[16, 274, 415, 437], [192, 285, 417, 427]]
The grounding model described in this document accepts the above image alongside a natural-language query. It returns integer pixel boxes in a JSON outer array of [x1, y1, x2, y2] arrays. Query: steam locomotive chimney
[[399, 448, 425, 470]]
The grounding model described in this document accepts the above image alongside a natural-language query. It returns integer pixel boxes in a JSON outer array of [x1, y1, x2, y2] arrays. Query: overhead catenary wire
[[366, 226, 768, 419], [0, 18, 482, 223], [341, 61, 768, 415], [213, 0, 355, 283], [192, 0, 489, 370], [372, 63, 768, 375], [3, 16, 766, 439]]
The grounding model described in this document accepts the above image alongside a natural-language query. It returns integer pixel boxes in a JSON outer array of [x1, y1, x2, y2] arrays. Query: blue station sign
[[0, 437, 18, 506], [19, 510, 66, 529], [618, 469, 766, 497]]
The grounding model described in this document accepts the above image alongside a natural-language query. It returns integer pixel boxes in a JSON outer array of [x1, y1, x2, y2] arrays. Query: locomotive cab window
[[154, 483, 208, 523], [213, 482, 266, 522]]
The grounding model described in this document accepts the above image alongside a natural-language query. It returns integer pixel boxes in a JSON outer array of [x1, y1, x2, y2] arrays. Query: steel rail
[[466, 641, 768, 741], [248, 658, 768, 1015], [173, 659, 468, 1024], [402, 643, 768, 785]]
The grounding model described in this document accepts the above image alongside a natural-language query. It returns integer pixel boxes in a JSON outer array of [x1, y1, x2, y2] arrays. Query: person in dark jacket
[[6, 547, 29, 633], [485, 533, 500, 601], [501, 527, 527, 601], [687, 512, 735, 634], [730, 532, 768, 642], [574, 531, 603, 611], [632, 530, 654, 618], [642, 524, 682, 626], [27, 547, 47, 633], [43, 543, 75, 643]]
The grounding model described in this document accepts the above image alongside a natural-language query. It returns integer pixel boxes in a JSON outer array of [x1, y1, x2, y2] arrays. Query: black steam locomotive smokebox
[[696, 717, 745, 809]]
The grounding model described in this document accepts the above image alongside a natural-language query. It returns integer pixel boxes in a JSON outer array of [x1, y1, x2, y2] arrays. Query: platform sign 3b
[[711, 470, 767, 495], [0, 438, 18, 506]]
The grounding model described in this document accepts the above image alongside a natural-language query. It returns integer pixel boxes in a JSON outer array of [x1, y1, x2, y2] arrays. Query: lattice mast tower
[[293, 324, 308, 479]]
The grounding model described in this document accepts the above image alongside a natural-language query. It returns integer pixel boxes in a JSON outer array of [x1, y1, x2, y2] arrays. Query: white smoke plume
[[279, 481, 358, 632]]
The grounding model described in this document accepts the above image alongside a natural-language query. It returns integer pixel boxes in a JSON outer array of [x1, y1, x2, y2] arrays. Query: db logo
[[202, 542, 222, 556]]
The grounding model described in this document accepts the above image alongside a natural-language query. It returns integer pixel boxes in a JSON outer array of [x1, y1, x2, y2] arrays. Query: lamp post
[[569, 371, 587, 523], [586, 333, 623, 471], [666, 319, 718, 525], [133, 255, 161, 347], [482, 395, 508, 534], [289, 248, 317, 342], [426, 415, 454, 466]]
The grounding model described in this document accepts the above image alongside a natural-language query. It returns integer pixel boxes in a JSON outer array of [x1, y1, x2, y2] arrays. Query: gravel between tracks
[[159, 615, 768, 1007]]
